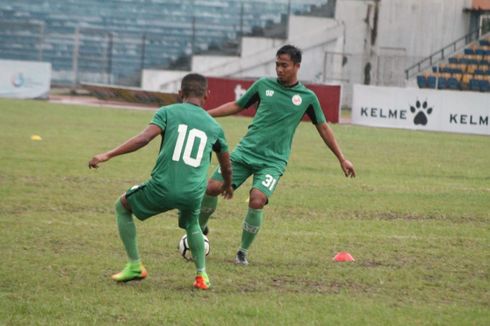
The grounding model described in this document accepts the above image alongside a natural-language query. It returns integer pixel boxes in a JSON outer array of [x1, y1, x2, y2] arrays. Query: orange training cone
[[333, 251, 355, 262]]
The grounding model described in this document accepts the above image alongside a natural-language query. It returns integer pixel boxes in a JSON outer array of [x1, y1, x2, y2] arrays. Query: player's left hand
[[341, 159, 356, 178], [88, 153, 110, 169], [220, 184, 234, 199]]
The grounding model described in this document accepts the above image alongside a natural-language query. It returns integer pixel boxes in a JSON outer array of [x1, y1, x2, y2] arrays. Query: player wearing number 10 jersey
[[88, 73, 233, 289]]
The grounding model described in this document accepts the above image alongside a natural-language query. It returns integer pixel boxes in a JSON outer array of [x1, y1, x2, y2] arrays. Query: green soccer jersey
[[234, 77, 326, 169], [149, 103, 228, 201]]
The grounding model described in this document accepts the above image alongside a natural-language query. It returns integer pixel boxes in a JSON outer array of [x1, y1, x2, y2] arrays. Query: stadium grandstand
[[414, 35, 490, 92], [0, 0, 331, 86]]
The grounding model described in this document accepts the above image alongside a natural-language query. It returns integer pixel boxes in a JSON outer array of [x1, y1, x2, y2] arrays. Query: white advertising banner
[[352, 85, 489, 135], [0, 59, 51, 99]]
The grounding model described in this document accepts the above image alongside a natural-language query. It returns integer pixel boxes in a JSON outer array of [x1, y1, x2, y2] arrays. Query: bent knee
[[249, 189, 267, 209], [119, 194, 132, 212], [206, 179, 224, 196]]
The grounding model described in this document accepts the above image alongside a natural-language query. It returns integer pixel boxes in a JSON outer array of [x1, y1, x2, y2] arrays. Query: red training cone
[[332, 251, 355, 262]]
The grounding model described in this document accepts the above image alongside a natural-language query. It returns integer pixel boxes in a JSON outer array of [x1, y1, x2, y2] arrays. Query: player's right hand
[[88, 153, 110, 169], [341, 159, 356, 178]]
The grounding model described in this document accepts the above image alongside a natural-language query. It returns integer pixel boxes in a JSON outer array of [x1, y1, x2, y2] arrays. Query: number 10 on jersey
[[172, 124, 208, 167]]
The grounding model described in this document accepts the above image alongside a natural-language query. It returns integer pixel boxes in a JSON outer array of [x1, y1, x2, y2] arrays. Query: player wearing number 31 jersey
[[199, 45, 356, 265], [88, 73, 233, 290]]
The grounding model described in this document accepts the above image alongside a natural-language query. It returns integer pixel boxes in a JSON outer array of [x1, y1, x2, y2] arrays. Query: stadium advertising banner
[[0, 59, 51, 99], [352, 85, 489, 135], [205, 77, 341, 123]]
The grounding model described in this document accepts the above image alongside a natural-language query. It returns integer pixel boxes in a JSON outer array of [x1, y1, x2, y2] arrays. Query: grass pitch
[[0, 98, 488, 325]]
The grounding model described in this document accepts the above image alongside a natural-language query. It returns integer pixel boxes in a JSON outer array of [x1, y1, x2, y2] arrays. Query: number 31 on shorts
[[262, 174, 277, 191]]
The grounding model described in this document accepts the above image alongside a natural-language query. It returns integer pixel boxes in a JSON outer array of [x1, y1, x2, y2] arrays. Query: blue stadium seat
[[475, 68, 487, 75], [427, 75, 437, 88], [475, 48, 486, 55], [447, 76, 461, 90], [437, 75, 448, 89], [416, 75, 427, 88], [480, 79, 490, 92], [469, 78, 480, 91]]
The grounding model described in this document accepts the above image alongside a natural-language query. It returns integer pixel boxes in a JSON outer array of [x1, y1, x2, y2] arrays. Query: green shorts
[[211, 157, 283, 198], [125, 182, 201, 229]]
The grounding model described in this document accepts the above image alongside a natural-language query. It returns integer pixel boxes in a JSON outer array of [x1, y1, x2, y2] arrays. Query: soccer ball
[[178, 234, 210, 261]]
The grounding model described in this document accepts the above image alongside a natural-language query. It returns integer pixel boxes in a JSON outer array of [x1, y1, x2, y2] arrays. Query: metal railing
[[404, 29, 481, 79]]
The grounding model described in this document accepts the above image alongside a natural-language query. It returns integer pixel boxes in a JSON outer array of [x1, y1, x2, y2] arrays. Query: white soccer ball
[[178, 234, 210, 261]]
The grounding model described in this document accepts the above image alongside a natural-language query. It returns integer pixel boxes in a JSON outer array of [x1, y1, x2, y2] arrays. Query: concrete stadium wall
[[142, 70, 187, 94], [143, 14, 344, 93], [334, 0, 472, 107], [376, 0, 471, 60], [289, 16, 344, 83], [335, 0, 471, 63], [143, 0, 475, 109]]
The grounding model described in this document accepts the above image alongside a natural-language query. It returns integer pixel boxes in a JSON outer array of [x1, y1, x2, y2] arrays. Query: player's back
[[149, 103, 225, 205]]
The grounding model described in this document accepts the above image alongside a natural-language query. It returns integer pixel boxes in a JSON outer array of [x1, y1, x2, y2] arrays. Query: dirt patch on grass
[[345, 211, 485, 223], [270, 276, 373, 295], [358, 260, 384, 268]]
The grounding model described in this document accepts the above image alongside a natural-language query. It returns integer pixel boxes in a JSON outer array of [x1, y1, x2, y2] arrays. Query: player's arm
[[88, 124, 162, 169], [315, 122, 356, 178], [207, 101, 243, 118], [216, 151, 233, 199], [209, 79, 261, 117]]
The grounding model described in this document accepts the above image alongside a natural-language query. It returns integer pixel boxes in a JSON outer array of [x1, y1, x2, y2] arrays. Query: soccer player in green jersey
[[88, 73, 233, 289], [199, 45, 356, 265]]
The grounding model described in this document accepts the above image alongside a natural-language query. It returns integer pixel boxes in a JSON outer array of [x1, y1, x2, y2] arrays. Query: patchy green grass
[[0, 98, 488, 325]]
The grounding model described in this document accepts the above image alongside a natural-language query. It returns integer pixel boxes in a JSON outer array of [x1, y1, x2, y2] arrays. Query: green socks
[[115, 198, 207, 277], [115, 199, 140, 262], [114, 198, 210, 283], [199, 194, 217, 232], [239, 208, 264, 253], [186, 222, 206, 273]]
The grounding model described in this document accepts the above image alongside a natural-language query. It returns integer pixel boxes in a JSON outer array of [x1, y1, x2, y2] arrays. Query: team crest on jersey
[[292, 94, 302, 106], [265, 89, 274, 97]]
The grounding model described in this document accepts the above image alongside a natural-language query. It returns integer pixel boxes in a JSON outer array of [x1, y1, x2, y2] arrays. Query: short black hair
[[181, 73, 207, 98], [276, 44, 302, 64]]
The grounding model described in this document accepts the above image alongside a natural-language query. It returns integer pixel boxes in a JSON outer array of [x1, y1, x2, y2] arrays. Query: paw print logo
[[410, 100, 433, 126]]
